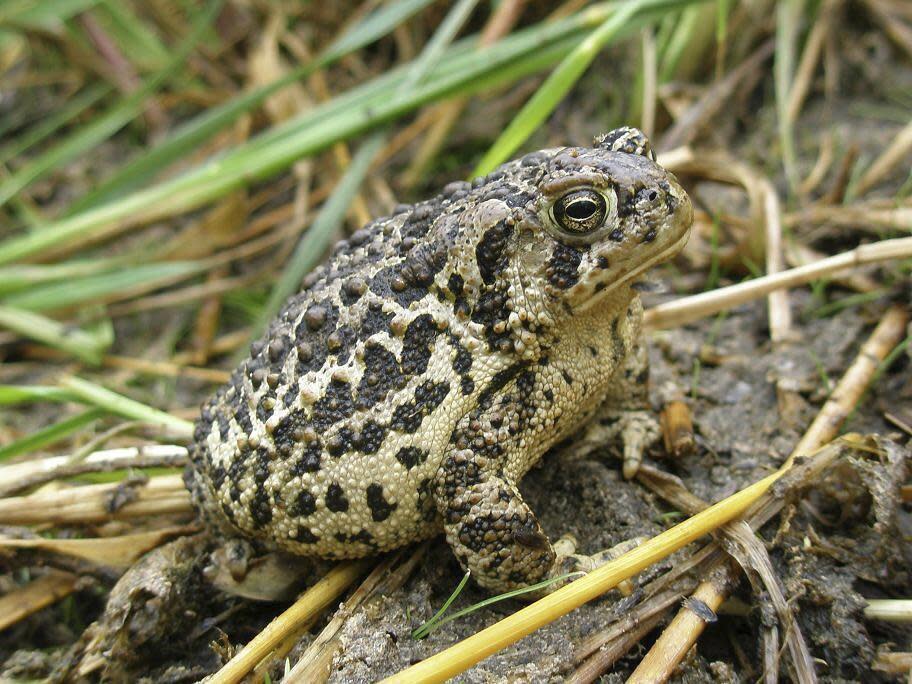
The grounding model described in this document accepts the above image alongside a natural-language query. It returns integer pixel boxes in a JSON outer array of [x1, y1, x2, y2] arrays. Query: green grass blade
[[0, 2, 680, 266], [412, 571, 471, 640], [67, 0, 439, 212], [0, 408, 105, 462], [0, 305, 109, 363], [0, 0, 101, 28], [471, 0, 681, 177], [0, 256, 130, 296], [95, 0, 172, 71], [398, 0, 480, 90], [59, 376, 194, 437], [0, 0, 223, 210], [775, 0, 804, 192], [323, 0, 439, 60], [413, 571, 585, 639], [2, 261, 206, 311], [0, 385, 80, 405]]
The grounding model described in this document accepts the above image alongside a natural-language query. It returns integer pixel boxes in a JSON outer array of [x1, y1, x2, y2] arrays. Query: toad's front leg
[[434, 447, 621, 594]]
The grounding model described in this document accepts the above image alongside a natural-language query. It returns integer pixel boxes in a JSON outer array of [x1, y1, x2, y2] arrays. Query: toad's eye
[[551, 189, 607, 233]]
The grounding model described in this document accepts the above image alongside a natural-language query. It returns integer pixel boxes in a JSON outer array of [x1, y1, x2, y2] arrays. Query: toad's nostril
[[648, 190, 658, 201]]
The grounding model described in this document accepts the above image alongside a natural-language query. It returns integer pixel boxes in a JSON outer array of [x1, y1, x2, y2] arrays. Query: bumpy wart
[[185, 127, 693, 592]]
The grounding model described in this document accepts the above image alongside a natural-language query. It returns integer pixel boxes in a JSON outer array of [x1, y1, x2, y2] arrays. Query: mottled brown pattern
[[185, 127, 693, 591]]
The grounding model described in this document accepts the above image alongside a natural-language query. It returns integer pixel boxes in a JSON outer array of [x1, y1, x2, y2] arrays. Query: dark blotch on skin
[[234, 405, 252, 435], [475, 220, 513, 285], [546, 243, 583, 289], [477, 363, 527, 410], [292, 489, 316, 517], [327, 427, 353, 457], [326, 482, 349, 512], [395, 446, 428, 469], [356, 343, 402, 409], [366, 483, 397, 522], [358, 301, 394, 339], [390, 380, 450, 433], [249, 448, 273, 528], [312, 378, 355, 432], [291, 440, 322, 476], [293, 301, 340, 373], [401, 314, 439, 376], [334, 530, 374, 545], [292, 527, 319, 543], [447, 272, 465, 297], [355, 420, 387, 454]]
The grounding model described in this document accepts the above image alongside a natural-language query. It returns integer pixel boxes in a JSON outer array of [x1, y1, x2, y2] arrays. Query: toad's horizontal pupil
[[566, 199, 597, 220]]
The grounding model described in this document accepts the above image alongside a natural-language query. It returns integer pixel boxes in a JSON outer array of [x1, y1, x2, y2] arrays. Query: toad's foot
[[563, 409, 660, 479], [530, 534, 647, 598]]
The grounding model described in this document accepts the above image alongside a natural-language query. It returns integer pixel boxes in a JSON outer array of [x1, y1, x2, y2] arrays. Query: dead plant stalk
[[207, 561, 369, 684]]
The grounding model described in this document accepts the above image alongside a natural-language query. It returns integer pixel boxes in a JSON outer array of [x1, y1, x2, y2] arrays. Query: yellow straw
[[382, 468, 785, 683]]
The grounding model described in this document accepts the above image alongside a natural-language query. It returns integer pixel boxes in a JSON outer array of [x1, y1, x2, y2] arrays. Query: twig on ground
[[0, 445, 188, 498], [644, 238, 912, 330], [853, 120, 912, 197], [0, 445, 188, 488], [207, 560, 369, 684], [0, 473, 191, 525], [285, 543, 429, 682]]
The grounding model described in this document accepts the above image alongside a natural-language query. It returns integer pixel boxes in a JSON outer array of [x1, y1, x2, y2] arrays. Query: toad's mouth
[[576, 230, 690, 313]]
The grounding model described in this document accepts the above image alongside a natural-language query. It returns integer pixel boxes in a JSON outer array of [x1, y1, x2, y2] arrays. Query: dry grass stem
[[568, 608, 669, 684], [0, 570, 80, 632], [0, 445, 188, 489], [854, 119, 912, 196], [790, 305, 908, 459], [785, 1, 833, 125], [659, 41, 774, 150], [644, 237, 912, 330], [627, 557, 737, 684], [0, 445, 188, 498], [0, 474, 191, 525], [761, 179, 792, 343], [382, 466, 793, 682], [784, 201, 912, 233], [863, 0, 912, 60], [783, 241, 880, 293], [571, 588, 684, 667], [208, 560, 369, 684], [798, 131, 835, 196], [0, 526, 194, 570], [864, 599, 912, 623], [287, 545, 428, 682], [873, 650, 912, 676]]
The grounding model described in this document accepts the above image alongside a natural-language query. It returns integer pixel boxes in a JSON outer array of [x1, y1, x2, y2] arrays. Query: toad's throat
[[576, 231, 690, 313]]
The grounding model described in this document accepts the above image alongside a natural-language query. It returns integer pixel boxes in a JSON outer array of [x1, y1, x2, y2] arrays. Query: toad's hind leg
[[434, 448, 623, 595]]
